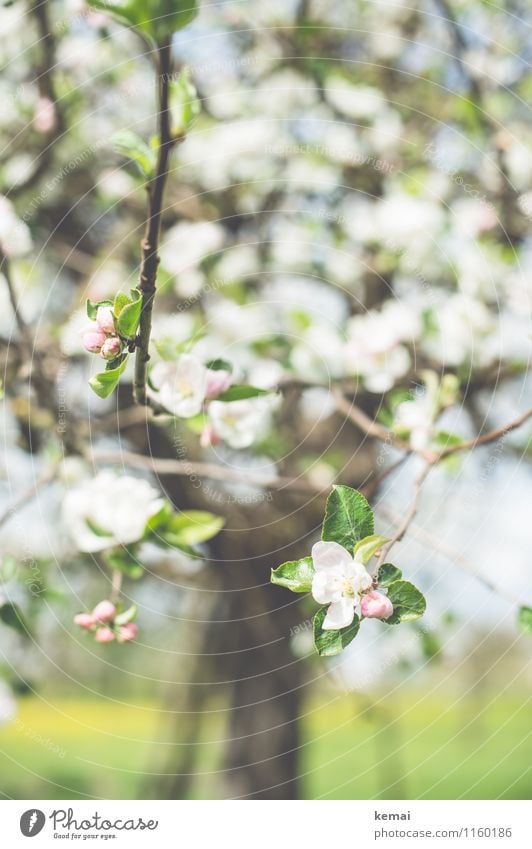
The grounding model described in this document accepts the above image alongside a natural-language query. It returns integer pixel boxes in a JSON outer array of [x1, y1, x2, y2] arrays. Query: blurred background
[[0, 0, 530, 800]]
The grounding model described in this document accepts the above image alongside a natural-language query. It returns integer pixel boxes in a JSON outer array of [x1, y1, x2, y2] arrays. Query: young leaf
[[385, 580, 426, 624], [0, 602, 30, 637], [271, 557, 314, 593], [89, 356, 128, 399], [116, 288, 142, 339], [87, 0, 198, 43], [205, 358, 233, 373], [216, 385, 269, 402], [377, 563, 402, 587], [112, 129, 156, 179], [161, 511, 224, 546], [170, 66, 201, 136], [313, 607, 360, 657], [353, 534, 389, 564], [104, 548, 143, 580], [113, 290, 132, 317], [114, 604, 138, 626], [517, 606, 532, 635], [322, 485, 374, 550]]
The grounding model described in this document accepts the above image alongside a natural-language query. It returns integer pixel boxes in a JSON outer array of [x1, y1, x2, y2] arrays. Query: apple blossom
[[100, 336, 122, 360], [73, 612, 96, 630], [200, 423, 221, 448], [208, 396, 276, 449], [81, 324, 107, 353], [96, 305, 116, 335], [361, 590, 394, 620], [311, 540, 373, 630], [394, 395, 434, 451], [150, 354, 208, 417], [92, 600, 116, 623], [33, 96, 56, 133], [95, 627, 115, 643], [205, 368, 232, 399], [118, 623, 138, 642], [63, 470, 164, 552]]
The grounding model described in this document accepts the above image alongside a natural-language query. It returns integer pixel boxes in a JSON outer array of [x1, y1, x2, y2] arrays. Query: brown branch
[[435, 408, 532, 459], [0, 248, 32, 354], [91, 448, 324, 495], [133, 40, 176, 406]]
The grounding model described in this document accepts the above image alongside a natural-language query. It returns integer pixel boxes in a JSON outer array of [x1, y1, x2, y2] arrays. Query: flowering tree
[[0, 0, 531, 799]]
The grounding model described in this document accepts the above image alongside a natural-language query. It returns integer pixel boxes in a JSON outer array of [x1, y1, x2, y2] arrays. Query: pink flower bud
[[74, 612, 96, 630], [96, 305, 116, 335], [361, 590, 394, 620], [94, 626, 115, 643], [33, 97, 56, 133], [100, 336, 122, 360], [92, 600, 116, 623], [81, 324, 106, 353], [118, 623, 138, 643], [200, 423, 221, 448], [205, 369, 232, 399]]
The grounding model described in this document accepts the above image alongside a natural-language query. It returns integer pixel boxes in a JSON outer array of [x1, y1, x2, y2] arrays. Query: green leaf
[[353, 534, 389, 564], [205, 358, 233, 373], [432, 431, 464, 448], [517, 606, 532, 635], [385, 580, 426, 624], [85, 518, 113, 538], [87, 0, 198, 43], [321, 485, 374, 550], [112, 129, 156, 179], [89, 356, 128, 399], [216, 385, 270, 402], [271, 557, 314, 593], [313, 607, 360, 657], [115, 604, 138, 626], [116, 288, 142, 339], [0, 602, 30, 637], [104, 548, 143, 580], [377, 563, 402, 587], [170, 66, 201, 136]]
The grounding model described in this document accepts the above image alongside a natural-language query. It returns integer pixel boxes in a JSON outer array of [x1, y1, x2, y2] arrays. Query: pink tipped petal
[[322, 597, 356, 630], [118, 623, 138, 643], [81, 325, 106, 353], [92, 600, 116, 623], [94, 626, 115, 643], [311, 540, 353, 572], [200, 423, 221, 448], [73, 612, 96, 630], [361, 590, 394, 620], [96, 305, 116, 335], [100, 336, 122, 360], [205, 369, 232, 399]]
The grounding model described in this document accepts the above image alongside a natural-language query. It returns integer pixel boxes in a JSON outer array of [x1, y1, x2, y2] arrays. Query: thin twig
[[134, 40, 176, 406], [0, 248, 32, 353], [375, 460, 433, 568], [0, 466, 58, 530], [435, 409, 532, 459], [377, 504, 528, 609]]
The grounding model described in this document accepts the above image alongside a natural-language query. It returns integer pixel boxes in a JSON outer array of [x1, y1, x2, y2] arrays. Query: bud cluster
[[74, 599, 138, 643], [81, 306, 123, 360]]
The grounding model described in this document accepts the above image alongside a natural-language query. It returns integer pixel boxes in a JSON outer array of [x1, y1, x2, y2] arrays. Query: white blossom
[[311, 541, 373, 630], [0, 196, 32, 257], [63, 471, 164, 552], [208, 396, 277, 448], [150, 354, 208, 417]]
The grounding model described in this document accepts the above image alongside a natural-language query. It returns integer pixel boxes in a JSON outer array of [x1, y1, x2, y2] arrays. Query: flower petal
[[312, 571, 342, 605], [322, 597, 355, 630], [311, 540, 352, 573]]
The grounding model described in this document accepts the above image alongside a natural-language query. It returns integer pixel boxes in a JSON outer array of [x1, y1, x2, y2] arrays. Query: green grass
[[0, 687, 530, 799]]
